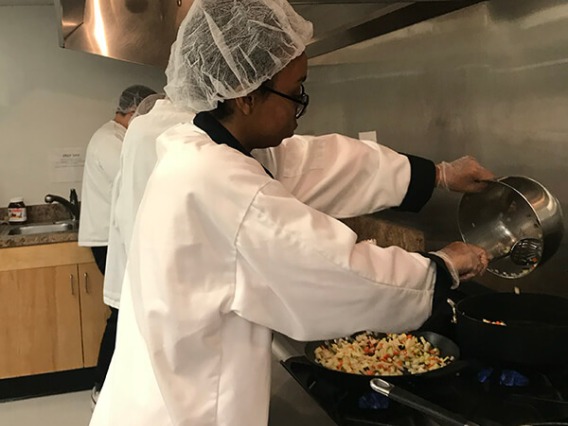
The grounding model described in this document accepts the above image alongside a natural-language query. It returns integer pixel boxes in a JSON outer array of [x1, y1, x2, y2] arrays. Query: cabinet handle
[[70, 274, 75, 296], [84, 272, 90, 294]]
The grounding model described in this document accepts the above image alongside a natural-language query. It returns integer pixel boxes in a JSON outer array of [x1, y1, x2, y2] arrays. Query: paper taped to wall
[[49, 148, 84, 183], [358, 130, 377, 143]]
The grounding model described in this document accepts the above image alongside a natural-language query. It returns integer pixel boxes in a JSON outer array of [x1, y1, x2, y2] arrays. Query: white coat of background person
[[104, 96, 195, 309], [78, 84, 157, 406], [90, 1, 494, 426], [79, 85, 157, 261]]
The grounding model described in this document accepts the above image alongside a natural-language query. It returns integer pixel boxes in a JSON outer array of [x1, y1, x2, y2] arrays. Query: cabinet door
[[0, 266, 84, 379], [78, 263, 110, 367]]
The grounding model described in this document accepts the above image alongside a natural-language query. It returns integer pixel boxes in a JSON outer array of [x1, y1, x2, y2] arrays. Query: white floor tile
[[0, 390, 92, 426]]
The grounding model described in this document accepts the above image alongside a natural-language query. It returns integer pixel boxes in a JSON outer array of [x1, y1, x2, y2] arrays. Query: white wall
[[0, 5, 166, 206]]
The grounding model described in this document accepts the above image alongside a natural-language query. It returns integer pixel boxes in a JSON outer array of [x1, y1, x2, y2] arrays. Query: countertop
[[0, 224, 78, 249], [0, 204, 78, 249], [0, 205, 424, 251]]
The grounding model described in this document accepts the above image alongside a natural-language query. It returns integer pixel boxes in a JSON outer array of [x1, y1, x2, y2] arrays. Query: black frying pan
[[304, 330, 464, 382], [453, 293, 568, 367]]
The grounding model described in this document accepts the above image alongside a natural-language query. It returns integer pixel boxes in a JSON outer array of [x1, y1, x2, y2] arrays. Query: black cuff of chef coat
[[420, 252, 453, 307], [393, 155, 436, 213]]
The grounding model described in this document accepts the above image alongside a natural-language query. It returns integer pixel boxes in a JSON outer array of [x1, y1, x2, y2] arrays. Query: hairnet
[[164, 0, 313, 112], [117, 85, 157, 114], [129, 93, 166, 123]]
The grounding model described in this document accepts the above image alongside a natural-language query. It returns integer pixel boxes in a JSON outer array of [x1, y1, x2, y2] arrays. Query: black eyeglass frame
[[260, 84, 309, 118]]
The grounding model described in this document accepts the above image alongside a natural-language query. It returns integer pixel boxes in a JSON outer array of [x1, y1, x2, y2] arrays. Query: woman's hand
[[436, 156, 495, 193], [433, 242, 489, 285]]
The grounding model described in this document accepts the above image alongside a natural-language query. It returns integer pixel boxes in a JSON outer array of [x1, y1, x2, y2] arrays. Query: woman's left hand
[[436, 155, 495, 193]]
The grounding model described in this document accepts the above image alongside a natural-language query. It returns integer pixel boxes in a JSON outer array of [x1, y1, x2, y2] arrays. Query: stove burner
[[358, 392, 390, 410], [500, 369, 530, 387], [477, 367, 530, 387], [478, 367, 493, 383]]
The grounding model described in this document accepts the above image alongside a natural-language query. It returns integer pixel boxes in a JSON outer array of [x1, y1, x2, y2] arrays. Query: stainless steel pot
[[458, 176, 563, 279]]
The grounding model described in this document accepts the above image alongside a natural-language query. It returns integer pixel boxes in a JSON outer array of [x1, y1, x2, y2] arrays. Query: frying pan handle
[[447, 298, 458, 324], [370, 378, 480, 426]]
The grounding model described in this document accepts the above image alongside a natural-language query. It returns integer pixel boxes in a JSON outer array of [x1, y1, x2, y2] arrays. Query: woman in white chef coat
[[98, 94, 194, 410], [79, 84, 156, 406], [90, 1, 493, 425], [105, 95, 195, 310]]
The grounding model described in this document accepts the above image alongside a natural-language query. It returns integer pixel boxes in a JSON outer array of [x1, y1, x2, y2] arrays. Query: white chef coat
[[104, 100, 194, 308], [79, 120, 126, 246], [90, 119, 438, 426]]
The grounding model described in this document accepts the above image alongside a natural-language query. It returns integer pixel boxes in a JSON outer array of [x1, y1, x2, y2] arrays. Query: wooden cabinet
[[78, 262, 108, 367], [0, 243, 109, 379]]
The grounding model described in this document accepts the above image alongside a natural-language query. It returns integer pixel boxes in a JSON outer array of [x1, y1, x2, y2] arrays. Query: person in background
[[103, 93, 195, 349], [90, 1, 493, 425], [78, 84, 156, 407]]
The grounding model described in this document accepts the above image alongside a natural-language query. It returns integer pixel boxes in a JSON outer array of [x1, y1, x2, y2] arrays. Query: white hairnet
[[164, 0, 313, 112], [116, 85, 157, 114], [129, 93, 166, 123]]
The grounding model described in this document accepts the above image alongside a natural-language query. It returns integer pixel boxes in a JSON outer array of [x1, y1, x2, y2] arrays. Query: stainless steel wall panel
[[301, 0, 568, 297]]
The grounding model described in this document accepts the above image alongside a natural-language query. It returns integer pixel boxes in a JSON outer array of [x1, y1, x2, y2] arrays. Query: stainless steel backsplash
[[298, 0, 568, 297]]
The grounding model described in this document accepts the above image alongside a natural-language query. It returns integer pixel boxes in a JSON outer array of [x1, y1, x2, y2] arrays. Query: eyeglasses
[[261, 84, 309, 119]]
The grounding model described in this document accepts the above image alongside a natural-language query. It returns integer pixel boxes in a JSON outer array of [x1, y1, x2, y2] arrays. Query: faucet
[[45, 188, 80, 221]]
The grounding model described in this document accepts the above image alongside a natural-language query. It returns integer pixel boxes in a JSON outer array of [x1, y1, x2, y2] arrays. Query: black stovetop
[[281, 356, 568, 426], [280, 283, 568, 426]]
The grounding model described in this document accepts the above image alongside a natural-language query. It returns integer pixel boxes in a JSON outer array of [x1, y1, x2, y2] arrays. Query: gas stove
[[280, 354, 568, 426], [273, 282, 568, 426]]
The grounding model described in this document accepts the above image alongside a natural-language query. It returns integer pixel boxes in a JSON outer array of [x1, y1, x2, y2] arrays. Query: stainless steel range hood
[[53, 0, 482, 69]]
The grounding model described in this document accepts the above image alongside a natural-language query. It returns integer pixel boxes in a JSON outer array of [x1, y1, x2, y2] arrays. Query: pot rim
[[455, 292, 568, 329], [456, 309, 568, 329], [497, 176, 544, 224], [500, 175, 564, 264]]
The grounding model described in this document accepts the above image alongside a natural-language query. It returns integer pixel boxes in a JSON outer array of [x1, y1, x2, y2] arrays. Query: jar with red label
[[8, 197, 27, 224]]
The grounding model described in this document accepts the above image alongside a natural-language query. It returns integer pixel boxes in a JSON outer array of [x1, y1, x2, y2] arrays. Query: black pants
[[91, 246, 108, 276], [91, 247, 118, 391], [94, 307, 118, 391]]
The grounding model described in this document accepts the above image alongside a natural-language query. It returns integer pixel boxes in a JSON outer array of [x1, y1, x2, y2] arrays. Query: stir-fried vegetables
[[482, 318, 507, 326], [314, 332, 454, 376]]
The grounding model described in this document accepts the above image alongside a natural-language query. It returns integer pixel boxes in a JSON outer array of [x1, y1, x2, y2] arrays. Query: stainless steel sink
[[7, 221, 77, 236]]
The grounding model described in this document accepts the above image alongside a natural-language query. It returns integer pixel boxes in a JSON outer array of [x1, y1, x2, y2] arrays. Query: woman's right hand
[[433, 241, 489, 283]]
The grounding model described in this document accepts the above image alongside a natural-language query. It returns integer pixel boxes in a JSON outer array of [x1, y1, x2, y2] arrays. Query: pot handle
[[447, 298, 458, 324], [370, 378, 480, 426]]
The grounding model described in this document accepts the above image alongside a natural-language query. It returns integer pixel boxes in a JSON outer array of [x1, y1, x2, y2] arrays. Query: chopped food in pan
[[482, 318, 507, 326], [314, 331, 454, 376]]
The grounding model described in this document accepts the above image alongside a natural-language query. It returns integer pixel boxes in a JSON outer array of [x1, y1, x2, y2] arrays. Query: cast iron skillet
[[304, 330, 464, 382], [453, 293, 568, 367]]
